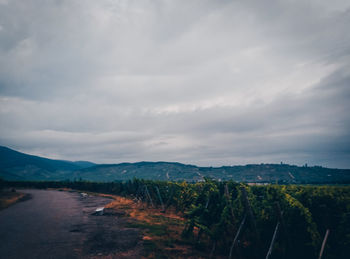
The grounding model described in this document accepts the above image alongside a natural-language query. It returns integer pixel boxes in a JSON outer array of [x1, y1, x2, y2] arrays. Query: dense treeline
[[1, 178, 349, 259]]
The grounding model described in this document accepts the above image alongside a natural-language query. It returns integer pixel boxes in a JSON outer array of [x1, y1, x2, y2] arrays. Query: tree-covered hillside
[[1, 146, 350, 183], [0, 146, 94, 180]]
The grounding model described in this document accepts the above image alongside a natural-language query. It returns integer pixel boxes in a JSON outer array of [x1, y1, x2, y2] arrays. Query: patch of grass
[[126, 222, 168, 236], [143, 240, 158, 253], [102, 195, 208, 258]]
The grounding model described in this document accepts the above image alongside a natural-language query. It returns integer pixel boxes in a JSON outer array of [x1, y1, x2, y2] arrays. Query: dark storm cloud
[[0, 0, 350, 168]]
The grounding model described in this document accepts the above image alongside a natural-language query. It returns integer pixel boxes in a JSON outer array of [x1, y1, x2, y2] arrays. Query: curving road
[[0, 189, 140, 259]]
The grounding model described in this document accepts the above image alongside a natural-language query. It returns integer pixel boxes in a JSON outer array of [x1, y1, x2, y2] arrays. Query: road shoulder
[[0, 189, 31, 210]]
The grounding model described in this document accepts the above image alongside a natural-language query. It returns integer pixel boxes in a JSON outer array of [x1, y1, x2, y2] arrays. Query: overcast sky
[[1, 0, 350, 168]]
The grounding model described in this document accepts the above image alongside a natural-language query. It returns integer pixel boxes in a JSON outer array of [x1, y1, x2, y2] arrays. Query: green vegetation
[[4, 179, 349, 258], [0, 146, 94, 181], [126, 222, 168, 236], [2, 146, 350, 183]]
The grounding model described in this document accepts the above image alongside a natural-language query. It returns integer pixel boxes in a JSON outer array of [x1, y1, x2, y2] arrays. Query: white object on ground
[[95, 207, 104, 215]]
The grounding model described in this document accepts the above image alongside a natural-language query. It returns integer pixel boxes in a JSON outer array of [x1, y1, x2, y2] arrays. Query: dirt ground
[[0, 189, 143, 259], [0, 189, 30, 210], [0, 189, 214, 258]]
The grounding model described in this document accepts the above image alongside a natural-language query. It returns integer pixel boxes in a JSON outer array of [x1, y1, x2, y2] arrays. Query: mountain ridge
[[1, 146, 350, 183]]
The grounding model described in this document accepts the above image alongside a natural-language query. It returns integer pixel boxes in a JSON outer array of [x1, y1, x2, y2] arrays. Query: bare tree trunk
[[229, 213, 247, 259], [275, 202, 291, 259], [144, 185, 154, 208], [241, 187, 262, 258], [155, 186, 165, 211], [241, 187, 261, 243], [265, 222, 280, 259], [318, 229, 330, 259]]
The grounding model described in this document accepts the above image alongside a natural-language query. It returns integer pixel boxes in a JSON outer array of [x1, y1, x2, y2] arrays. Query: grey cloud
[[0, 0, 350, 168]]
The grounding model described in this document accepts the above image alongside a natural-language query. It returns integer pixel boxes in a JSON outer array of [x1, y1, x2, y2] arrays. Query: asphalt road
[[0, 189, 140, 259]]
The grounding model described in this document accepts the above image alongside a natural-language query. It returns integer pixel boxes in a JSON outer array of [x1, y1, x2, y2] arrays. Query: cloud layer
[[1, 0, 350, 168]]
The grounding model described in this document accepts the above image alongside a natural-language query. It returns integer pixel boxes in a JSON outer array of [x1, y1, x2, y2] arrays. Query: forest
[[2, 178, 349, 259]]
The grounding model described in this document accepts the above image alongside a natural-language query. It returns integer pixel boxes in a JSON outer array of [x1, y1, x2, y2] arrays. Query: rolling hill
[[0, 146, 95, 180], [1, 146, 350, 183], [73, 162, 350, 184]]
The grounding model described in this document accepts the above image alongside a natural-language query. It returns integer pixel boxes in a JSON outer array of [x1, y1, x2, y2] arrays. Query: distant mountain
[[72, 162, 203, 182], [74, 162, 350, 184], [70, 161, 96, 169], [1, 146, 350, 183], [0, 146, 95, 181]]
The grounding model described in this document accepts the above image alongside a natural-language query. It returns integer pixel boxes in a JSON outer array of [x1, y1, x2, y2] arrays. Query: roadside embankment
[[0, 189, 31, 210]]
